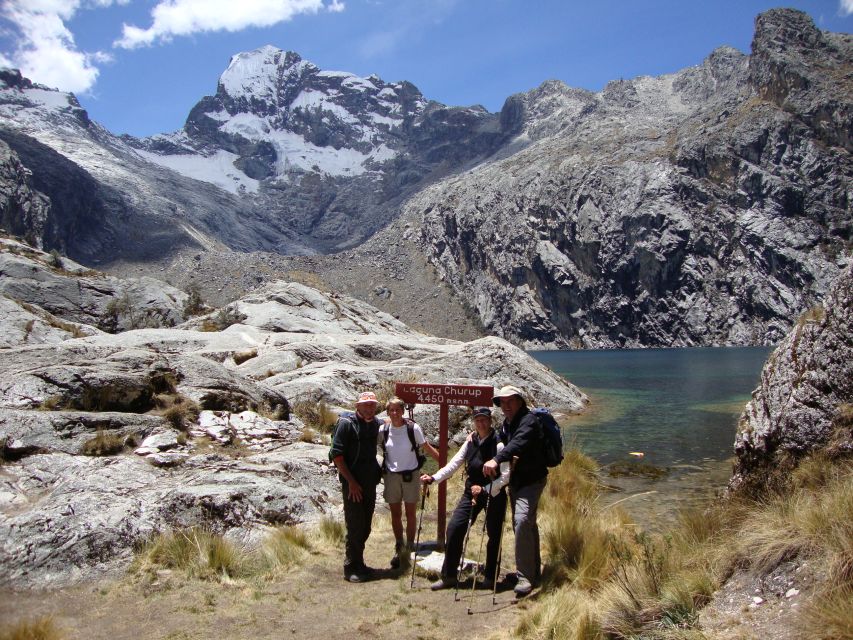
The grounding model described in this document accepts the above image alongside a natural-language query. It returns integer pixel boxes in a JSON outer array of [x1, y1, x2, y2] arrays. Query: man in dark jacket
[[330, 390, 383, 582], [483, 385, 547, 596]]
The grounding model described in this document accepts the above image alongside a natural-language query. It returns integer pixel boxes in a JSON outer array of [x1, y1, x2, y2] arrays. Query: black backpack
[[531, 407, 564, 467], [328, 411, 359, 467], [379, 420, 427, 471]]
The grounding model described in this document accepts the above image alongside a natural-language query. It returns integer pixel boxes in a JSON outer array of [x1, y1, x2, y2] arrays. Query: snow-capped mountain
[[132, 47, 426, 193]]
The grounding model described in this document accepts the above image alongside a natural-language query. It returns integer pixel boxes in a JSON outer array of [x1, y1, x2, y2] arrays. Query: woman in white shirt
[[381, 397, 439, 568], [420, 407, 510, 590]]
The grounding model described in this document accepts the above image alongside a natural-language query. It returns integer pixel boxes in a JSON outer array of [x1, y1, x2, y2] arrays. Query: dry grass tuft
[[80, 429, 126, 456], [318, 517, 345, 547], [798, 583, 853, 640], [292, 399, 338, 433], [233, 349, 258, 365], [256, 526, 311, 573], [135, 528, 247, 581], [0, 616, 62, 640], [133, 525, 315, 583]]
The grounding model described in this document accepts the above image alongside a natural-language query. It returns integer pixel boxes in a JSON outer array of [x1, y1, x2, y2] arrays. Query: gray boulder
[[0, 445, 337, 588], [731, 262, 853, 490]]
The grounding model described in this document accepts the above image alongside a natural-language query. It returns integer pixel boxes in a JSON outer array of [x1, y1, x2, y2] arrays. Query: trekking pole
[[410, 483, 429, 589], [493, 456, 517, 605], [454, 497, 477, 602], [492, 494, 508, 605], [468, 489, 491, 615]]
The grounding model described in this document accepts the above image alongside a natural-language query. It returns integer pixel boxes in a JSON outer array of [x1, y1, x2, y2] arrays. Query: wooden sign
[[395, 383, 494, 407]]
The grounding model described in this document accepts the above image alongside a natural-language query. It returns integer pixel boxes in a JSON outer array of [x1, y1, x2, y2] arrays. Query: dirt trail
[[0, 508, 528, 640]]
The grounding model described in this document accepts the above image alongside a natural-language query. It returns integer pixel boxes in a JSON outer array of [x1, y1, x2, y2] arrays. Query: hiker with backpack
[[420, 407, 510, 590], [482, 385, 551, 597], [329, 390, 384, 583], [380, 396, 439, 569]]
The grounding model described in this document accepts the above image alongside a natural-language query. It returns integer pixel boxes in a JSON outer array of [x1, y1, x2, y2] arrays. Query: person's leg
[[441, 492, 477, 581], [389, 502, 404, 544], [511, 480, 546, 593], [404, 501, 417, 546], [341, 481, 361, 576], [359, 483, 377, 571], [484, 490, 507, 580]]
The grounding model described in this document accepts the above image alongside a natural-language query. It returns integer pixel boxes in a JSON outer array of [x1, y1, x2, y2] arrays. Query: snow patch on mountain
[[135, 148, 260, 194]]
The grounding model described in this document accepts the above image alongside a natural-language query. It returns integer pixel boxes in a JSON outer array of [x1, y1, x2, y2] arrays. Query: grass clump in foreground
[[516, 449, 853, 640], [0, 616, 62, 640], [133, 524, 317, 583]]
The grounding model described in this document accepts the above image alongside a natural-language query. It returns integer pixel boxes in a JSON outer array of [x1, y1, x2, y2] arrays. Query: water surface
[[529, 346, 772, 527]]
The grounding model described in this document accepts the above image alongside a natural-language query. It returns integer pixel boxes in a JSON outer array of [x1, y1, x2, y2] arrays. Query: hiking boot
[[514, 576, 533, 596], [390, 542, 406, 569], [430, 576, 457, 591]]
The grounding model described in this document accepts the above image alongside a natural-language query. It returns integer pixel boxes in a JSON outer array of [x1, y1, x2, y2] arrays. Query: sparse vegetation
[[256, 526, 311, 573], [162, 401, 201, 432], [233, 349, 258, 365], [797, 304, 826, 326], [516, 449, 853, 640], [182, 283, 206, 317], [291, 399, 338, 433], [299, 427, 317, 443], [80, 429, 126, 456], [200, 305, 246, 332], [318, 517, 345, 547], [133, 526, 312, 582], [0, 616, 62, 640], [47, 249, 64, 270]]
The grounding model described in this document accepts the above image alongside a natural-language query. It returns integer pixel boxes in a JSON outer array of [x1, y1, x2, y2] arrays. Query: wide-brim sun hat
[[492, 385, 525, 407], [355, 391, 379, 405]]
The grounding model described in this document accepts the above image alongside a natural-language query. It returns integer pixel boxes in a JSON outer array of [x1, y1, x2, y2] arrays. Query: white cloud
[[115, 0, 342, 49], [841, 0, 853, 16], [0, 0, 121, 93]]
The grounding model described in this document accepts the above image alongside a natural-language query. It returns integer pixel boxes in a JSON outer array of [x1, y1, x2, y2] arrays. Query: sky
[[1, 0, 851, 138]]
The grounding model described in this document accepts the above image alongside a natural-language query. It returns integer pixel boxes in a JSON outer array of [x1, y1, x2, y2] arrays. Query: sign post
[[394, 382, 494, 550]]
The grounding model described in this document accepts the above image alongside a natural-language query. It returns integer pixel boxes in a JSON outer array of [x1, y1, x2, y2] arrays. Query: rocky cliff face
[[730, 262, 852, 491], [412, 9, 851, 348]]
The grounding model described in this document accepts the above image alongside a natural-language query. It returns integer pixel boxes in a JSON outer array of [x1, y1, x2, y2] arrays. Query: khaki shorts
[[383, 471, 420, 504]]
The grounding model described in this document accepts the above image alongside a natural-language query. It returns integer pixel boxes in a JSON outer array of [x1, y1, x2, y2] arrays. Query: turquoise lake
[[529, 346, 773, 526]]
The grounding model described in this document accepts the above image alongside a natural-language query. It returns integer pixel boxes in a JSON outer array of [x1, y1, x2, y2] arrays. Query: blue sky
[[2, 1, 851, 137]]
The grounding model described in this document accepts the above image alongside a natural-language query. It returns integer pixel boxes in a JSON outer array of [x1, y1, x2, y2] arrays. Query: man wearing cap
[[330, 390, 384, 582], [420, 407, 510, 590], [483, 385, 547, 597]]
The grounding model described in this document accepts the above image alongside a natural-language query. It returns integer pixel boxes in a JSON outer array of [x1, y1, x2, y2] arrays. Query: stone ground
[[0, 500, 527, 640]]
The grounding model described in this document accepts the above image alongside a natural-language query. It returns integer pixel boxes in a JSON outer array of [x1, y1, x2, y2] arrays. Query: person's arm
[[330, 419, 362, 501], [421, 438, 469, 485], [412, 422, 440, 461], [494, 414, 537, 463], [482, 442, 511, 496], [333, 456, 362, 502]]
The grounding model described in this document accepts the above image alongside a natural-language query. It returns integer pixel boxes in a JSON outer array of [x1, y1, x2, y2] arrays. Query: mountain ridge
[[1, 8, 850, 348]]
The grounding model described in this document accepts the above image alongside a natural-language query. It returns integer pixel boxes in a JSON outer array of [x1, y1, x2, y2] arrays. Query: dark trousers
[[442, 489, 507, 580], [342, 479, 377, 575]]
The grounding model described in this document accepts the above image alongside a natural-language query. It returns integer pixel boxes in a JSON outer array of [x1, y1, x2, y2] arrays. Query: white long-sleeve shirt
[[431, 434, 510, 497]]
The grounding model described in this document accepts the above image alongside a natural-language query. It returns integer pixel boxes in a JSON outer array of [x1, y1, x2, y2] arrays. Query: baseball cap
[[492, 385, 525, 407], [355, 391, 379, 405]]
